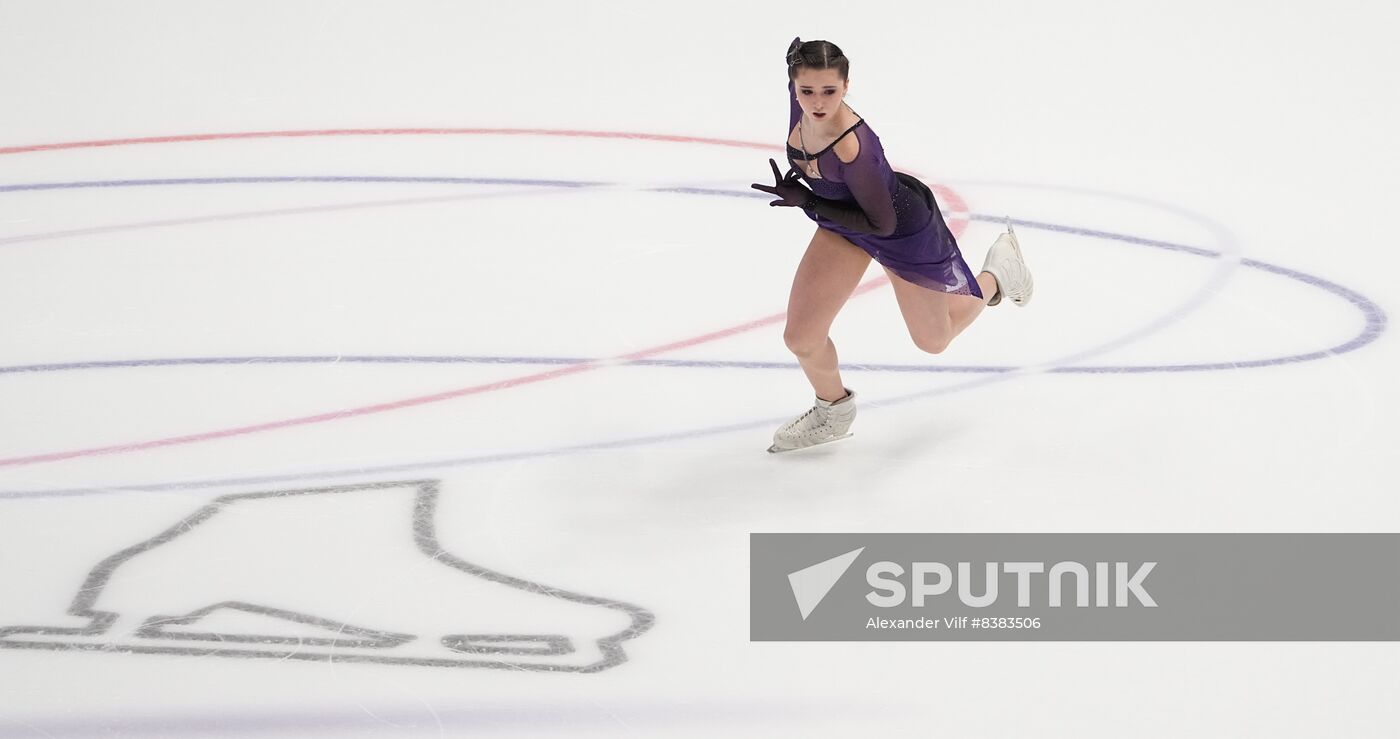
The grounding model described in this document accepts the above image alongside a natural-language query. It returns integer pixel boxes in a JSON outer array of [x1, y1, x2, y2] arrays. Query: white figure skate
[[981, 220, 1033, 307], [768, 389, 858, 453]]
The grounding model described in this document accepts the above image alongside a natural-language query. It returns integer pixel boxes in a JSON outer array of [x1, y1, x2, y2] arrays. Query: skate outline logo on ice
[[0, 479, 653, 672]]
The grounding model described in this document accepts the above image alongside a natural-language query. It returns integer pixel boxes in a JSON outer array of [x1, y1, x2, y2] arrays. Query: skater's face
[[792, 67, 848, 124]]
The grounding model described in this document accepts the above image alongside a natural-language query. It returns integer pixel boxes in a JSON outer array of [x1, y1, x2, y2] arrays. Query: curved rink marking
[[0, 200, 1374, 499], [0, 174, 957, 469], [0, 127, 977, 471], [0, 128, 1385, 498], [0, 187, 1381, 376]]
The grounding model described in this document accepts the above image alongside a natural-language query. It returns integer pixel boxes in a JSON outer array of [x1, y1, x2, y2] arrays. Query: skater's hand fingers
[[767, 158, 783, 184], [754, 159, 811, 208]]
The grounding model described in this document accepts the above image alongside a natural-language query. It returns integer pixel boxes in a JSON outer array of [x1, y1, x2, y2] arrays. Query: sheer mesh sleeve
[[788, 78, 801, 130], [804, 136, 898, 237]]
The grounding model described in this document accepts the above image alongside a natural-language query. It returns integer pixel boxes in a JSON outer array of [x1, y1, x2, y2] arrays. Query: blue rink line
[[0, 355, 1008, 375], [0, 176, 1387, 498], [0, 173, 1385, 375], [0, 206, 1384, 377]]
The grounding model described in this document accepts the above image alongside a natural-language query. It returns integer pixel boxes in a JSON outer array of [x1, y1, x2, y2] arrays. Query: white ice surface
[[1, 1, 1398, 737]]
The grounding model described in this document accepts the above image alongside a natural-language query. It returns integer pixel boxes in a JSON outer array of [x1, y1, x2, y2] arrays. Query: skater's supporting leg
[[769, 389, 858, 453], [783, 227, 871, 399]]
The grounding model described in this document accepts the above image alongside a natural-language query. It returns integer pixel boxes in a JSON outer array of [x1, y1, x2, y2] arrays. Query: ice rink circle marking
[[0, 129, 1385, 496], [0, 202, 1381, 498], [0, 177, 1381, 377]]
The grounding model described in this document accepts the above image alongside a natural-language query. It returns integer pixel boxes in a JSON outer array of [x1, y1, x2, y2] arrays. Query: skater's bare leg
[[784, 227, 870, 399], [885, 269, 997, 354]]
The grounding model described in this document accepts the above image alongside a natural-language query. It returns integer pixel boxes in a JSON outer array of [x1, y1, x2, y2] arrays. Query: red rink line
[[0, 128, 970, 468], [0, 128, 781, 156]]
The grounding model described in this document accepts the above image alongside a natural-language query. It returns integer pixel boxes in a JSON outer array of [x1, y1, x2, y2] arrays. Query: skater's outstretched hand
[[751, 158, 813, 208]]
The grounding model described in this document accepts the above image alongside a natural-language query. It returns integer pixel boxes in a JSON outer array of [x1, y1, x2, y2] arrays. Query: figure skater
[[752, 37, 1033, 453]]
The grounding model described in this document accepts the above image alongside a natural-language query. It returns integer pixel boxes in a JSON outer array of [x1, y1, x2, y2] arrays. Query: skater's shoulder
[[833, 127, 862, 164], [833, 113, 878, 165]]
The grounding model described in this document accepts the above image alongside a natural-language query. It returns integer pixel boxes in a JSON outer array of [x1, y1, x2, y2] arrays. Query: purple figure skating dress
[[784, 80, 981, 297]]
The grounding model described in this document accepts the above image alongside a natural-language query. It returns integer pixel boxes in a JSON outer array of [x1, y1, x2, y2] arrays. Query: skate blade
[[767, 433, 853, 454]]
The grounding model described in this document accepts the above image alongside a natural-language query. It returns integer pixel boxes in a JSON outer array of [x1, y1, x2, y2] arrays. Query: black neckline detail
[[786, 119, 866, 160]]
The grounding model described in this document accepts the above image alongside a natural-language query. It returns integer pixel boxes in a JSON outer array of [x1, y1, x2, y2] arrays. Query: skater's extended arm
[[750, 156, 897, 237]]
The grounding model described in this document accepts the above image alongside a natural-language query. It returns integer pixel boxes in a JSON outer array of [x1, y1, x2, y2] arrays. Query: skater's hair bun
[[786, 38, 849, 81]]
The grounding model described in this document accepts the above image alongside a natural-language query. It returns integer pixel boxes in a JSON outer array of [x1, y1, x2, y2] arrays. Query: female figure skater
[[752, 38, 1033, 453]]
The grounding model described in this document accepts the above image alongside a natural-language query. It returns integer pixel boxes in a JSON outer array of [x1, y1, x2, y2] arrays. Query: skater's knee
[[911, 330, 952, 355], [783, 327, 828, 358]]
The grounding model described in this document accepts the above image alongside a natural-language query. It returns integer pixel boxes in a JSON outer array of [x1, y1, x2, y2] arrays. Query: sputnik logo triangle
[[788, 547, 864, 620]]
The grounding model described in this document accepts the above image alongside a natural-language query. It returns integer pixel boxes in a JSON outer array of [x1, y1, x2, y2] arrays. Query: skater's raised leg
[[980, 223, 1034, 307], [885, 270, 995, 354], [887, 224, 1032, 355]]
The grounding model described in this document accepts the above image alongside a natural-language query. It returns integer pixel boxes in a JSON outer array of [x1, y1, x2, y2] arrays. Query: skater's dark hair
[[786, 38, 849, 81]]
